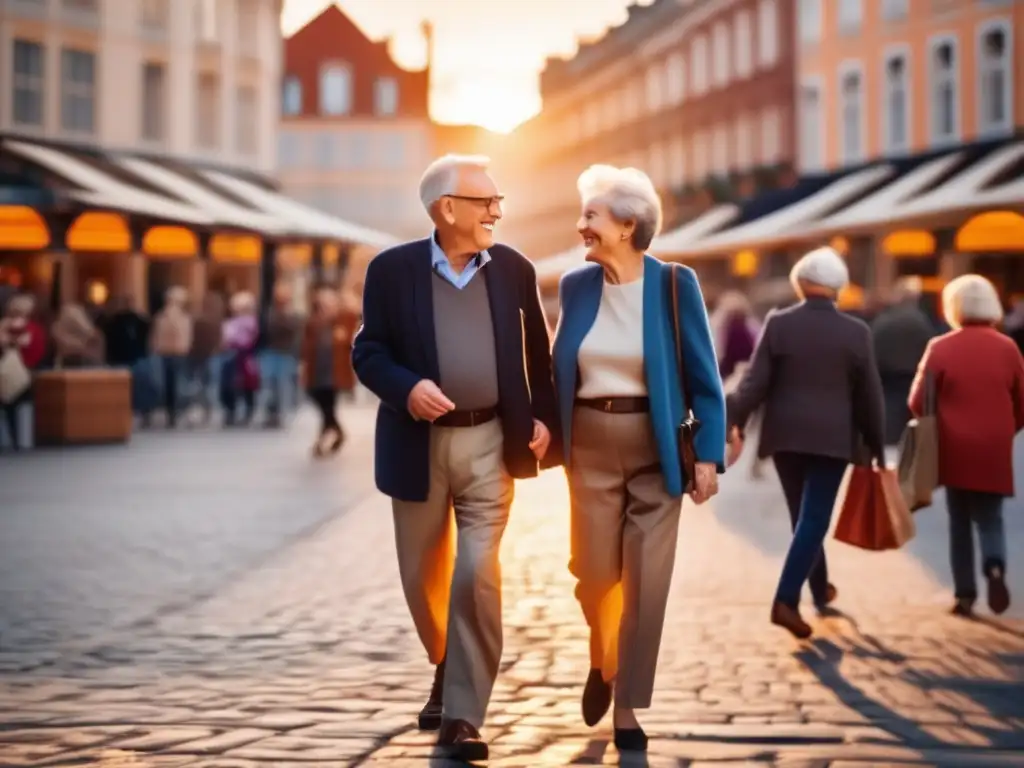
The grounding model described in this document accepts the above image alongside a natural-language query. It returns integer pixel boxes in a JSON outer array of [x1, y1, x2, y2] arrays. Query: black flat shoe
[[582, 668, 612, 727], [437, 718, 488, 762], [986, 567, 1011, 615], [614, 726, 648, 752], [417, 659, 445, 731]]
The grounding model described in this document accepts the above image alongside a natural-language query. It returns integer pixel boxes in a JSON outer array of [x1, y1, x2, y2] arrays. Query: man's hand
[[528, 419, 551, 460], [689, 462, 719, 505], [726, 426, 744, 467], [407, 379, 455, 422]]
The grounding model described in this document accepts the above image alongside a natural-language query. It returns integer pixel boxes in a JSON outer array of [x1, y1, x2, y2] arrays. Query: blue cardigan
[[552, 255, 726, 497]]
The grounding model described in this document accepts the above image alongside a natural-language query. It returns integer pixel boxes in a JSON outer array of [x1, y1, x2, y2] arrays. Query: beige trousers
[[392, 420, 513, 729], [568, 407, 682, 709]]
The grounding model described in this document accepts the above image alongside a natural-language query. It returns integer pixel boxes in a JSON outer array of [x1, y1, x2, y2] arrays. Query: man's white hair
[[418, 154, 492, 212], [790, 246, 849, 294], [942, 274, 1004, 328], [577, 164, 662, 251]]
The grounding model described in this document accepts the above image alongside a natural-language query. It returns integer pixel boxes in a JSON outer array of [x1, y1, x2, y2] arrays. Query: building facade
[[277, 5, 435, 240], [796, 0, 1024, 174], [492, 0, 797, 261], [0, 0, 282, 174]]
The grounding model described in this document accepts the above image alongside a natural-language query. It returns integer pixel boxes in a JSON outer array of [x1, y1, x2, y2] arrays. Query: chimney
[[420, 20, 434, 73]]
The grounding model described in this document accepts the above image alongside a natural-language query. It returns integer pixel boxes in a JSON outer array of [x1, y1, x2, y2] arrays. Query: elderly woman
[[726, 247, 885, 640], [909, 275, 1024, 617], [552, 165, 725, 751]]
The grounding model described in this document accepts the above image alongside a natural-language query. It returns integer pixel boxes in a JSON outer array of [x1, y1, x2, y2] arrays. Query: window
[[761, 107, 781, 163], [314, 132, 335, 168], [141, 63, 166, 141], [195, 72, 220, 149], [236, 87, 258, 154], [712, 22, 730, 86], [838, 0, 863, 34], [734, 115, 753, 169], [977, 22, 1012, 136], [12, 40, 44, 127], [883, 52, 909, 153], [733, 11, 753, 77], [60, 48, 95, 133], [798, 0, 821, 45], [669, 137, 687, 186], [320, 64, 351, 116], [645, 64, 663, 111], [282, 76, 302, 116], [237, 0, 259, 57], [140, 0, 169, 32], [194, 0, 218, 43], [690, 35, 709, 94], [692, 131, 708, 180], [799, 82, 823, 170], [839, 66, 864, 164], [665, 52, 686, 104], [278, 131, 301, 168], [929, 37, 959, 144], [62, 0, 97, 17], [374, 77, 398, 116], [757, 0, 778, 67], [882, 0, 908, 21]]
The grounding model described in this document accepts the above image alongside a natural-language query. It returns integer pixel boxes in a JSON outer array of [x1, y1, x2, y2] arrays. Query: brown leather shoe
[[417, 659, 445, 731], [437, 718, 488, 762], [582, 668, 612, 726], [771, 601, 812, 639]]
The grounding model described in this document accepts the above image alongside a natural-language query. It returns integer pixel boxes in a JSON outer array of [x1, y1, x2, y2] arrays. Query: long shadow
[[794, 635, 946, 748]]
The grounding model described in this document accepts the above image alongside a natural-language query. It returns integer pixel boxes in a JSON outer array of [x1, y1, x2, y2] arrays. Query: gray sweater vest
[[431, 272, 500, 411]]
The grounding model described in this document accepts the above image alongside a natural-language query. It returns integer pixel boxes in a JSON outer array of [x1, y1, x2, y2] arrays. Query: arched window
[[319, 64, 351, 116], [977, 22, 1012, 136], [928, 37, 959, 145], [282, 76, 302, 116]]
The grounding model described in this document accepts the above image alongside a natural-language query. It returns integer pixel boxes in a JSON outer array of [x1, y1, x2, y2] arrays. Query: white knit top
[[576, 277, 648, 398]]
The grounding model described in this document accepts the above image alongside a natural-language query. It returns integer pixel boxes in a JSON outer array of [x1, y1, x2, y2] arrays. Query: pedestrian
[[0, 293, 46, 450], [148, 287, 193, 428], [187, 292, 225, 426], [908, 275, 1024, 617], [871, 278, 935, 444], [300, 286, 350, 456], [726, 246, 886, 640], [551, 165, 725, 752], [220, 291, 260, 426], [261, 282, 302, 428], [352, 154, 560, 762]]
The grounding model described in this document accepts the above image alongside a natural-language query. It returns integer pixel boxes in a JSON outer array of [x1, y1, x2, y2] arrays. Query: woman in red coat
[[909, 275, 1024, 617]]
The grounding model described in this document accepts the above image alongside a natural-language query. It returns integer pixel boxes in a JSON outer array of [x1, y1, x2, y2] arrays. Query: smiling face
[[577, 200, 632, 264], [436, 165, 503, 252]]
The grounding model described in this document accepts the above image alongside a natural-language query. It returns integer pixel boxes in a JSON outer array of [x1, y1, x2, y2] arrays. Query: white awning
[[895, 140, 1024, 219], [791, 152, 964, 239], [674, 164, 894, 257], [201, 169, 398, 248], [114, 156, 287, 235], [2, 139, 212, 225], [649, 204, 740, 256]]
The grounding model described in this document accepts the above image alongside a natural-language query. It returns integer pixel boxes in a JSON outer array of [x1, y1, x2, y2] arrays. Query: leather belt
[[575, 396, 650, 414], [433, 406, 498, 428]]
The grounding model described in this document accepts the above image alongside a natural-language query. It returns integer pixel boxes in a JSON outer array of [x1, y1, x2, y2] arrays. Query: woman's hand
[[689, 462, 719, 505]]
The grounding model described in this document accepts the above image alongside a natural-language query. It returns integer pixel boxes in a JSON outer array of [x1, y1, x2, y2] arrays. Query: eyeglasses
[[445, 194, 504, 208]]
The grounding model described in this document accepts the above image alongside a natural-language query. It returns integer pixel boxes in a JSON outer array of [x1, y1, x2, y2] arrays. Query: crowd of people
[[0, 282, 360, 455]]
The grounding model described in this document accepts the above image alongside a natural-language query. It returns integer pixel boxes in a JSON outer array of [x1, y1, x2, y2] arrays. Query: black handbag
[[666, 263, 701, 493]]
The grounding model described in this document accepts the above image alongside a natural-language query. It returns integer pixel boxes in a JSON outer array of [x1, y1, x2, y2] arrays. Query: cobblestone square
[[1, 406, 1022, 766]]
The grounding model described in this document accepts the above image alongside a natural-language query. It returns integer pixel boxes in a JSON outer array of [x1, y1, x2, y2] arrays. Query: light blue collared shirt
[[430, 232, 491, 290]]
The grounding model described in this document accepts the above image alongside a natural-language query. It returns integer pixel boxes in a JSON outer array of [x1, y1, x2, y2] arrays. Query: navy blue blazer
[[552, 255, 726, 497], [352, 238, 561, 502]]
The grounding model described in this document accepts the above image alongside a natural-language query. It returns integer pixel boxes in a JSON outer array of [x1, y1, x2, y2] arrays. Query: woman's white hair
[[942, 274, 1004, 328], [789, 246, 849, 294], [165, 286, 188, 306], [577, 164, 663, 251], [230, 291, 256, 314], [418, 154, 491, 212]]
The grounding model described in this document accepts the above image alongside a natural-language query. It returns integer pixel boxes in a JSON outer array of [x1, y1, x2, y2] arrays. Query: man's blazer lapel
[[410, 238, 440, 383]]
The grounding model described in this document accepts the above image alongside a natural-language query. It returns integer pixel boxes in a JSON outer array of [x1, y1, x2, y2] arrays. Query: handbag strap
[[667, 263, 694, 416]]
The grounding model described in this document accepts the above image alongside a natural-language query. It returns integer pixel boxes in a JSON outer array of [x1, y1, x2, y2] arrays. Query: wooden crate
[[33, 369, 133, 445]]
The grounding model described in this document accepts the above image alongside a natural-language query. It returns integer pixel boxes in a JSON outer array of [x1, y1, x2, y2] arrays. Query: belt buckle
[[603, 399, 613, 413]]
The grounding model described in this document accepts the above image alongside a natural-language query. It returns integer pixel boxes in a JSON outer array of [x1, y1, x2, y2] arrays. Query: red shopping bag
[[833, 465, 916, 551]]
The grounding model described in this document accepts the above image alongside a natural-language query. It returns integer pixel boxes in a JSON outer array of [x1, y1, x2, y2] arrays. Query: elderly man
[[352, 154, 560, 761]]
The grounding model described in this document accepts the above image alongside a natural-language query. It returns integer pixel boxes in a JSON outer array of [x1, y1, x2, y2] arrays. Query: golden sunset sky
[[281, 0, 653, 132]]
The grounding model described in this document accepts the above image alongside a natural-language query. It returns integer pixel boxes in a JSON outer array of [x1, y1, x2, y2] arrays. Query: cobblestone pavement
[[1, 416, 1023, 766]]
